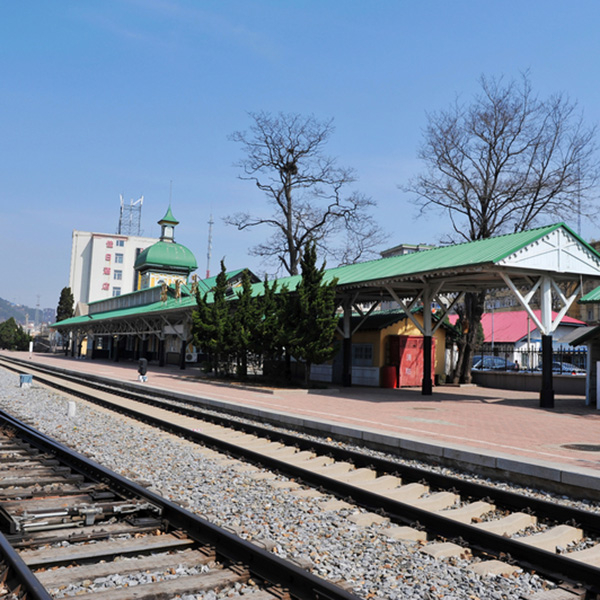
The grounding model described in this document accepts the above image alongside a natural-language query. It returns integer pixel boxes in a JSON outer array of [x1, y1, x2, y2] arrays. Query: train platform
[[3, 350, 600, 497]]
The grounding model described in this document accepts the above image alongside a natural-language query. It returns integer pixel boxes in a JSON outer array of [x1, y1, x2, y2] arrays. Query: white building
[[69, 230, 158, 310]]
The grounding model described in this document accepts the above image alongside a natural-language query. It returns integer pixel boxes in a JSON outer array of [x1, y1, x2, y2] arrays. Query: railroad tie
[[321, 499, 353, 511], [293, 488, 325, 499], [474, 512, 537, 536], [33, 548, 214, 588], [439, 501, 496, 523], [57, 567, 251, 600], [347, 511, 389, 527], [264, 446, 304, 459], [361, 474, 403, 493], [420, 542, 472, 560], [279, 450, 317, 464], [337, 468, 378, 484], [524, 587, 588, 600], [406, 491, 460, 512], [469, 560, 521, 577], [378, 482, 429, 502], [306, 461, 355, 476], [517, 525, 583, 552], [19, 533, 195, 568], [380, 525, 427, 542], [293, 455, 335, 468], [563, 542, 600, 567], [268, 480, 302, 490]]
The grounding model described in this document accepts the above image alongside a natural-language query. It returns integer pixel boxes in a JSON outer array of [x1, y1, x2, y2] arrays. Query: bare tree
[[227, 112, 386, 276], [405, 73, 599, 382]]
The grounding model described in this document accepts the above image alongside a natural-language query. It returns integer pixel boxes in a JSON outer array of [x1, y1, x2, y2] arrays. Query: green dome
[[135, 241, 198, 273]]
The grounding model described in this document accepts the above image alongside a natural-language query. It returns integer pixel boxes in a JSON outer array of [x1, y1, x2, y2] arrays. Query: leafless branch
[[227, 111, 387, 275]]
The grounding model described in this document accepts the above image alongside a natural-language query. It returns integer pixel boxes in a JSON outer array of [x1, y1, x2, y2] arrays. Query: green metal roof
[[158, 205, 179, 225], [272, 223, 588, 291], [579, 285, 600, 304], [51, 270, 247, 329], [134, 241, 198, 272]]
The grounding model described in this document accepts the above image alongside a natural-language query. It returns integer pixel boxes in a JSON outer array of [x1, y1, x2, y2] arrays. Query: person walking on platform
[[138, 357, 148, 382]]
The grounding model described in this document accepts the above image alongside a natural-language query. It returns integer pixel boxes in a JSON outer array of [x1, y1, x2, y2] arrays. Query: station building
[[69, 229, 158, 309]]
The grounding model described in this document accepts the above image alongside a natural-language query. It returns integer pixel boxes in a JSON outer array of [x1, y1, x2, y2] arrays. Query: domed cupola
[[134, 206, 198, 290]]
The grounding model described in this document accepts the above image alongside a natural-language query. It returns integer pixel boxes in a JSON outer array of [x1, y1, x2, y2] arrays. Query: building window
[[352, 344, 373, 367], [106, 240, 113, 248], [115, 253, 124, 264], [103, 267, 111, 275], [116, 239, 125, 247], [113, 287, 121, 297], [114, 270, 122, 281]]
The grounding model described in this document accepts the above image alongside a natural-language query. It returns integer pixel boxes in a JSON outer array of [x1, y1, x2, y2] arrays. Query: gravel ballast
[[0, 368, 562, 599]]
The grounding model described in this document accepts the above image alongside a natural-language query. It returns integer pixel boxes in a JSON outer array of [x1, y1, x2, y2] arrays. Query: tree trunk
[[460, 291, 486, 383], [452, 291, 485, 384]]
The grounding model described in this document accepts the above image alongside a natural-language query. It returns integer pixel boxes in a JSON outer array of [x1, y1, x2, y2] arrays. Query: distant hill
[[0, 297, 54, 325]]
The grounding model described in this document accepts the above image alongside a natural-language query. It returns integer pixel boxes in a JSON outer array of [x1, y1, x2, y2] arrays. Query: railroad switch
[[78, 506, 102, 526]]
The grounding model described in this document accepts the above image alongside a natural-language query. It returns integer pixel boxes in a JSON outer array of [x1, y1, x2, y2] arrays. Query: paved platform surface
[[3, 351, 600, 482]]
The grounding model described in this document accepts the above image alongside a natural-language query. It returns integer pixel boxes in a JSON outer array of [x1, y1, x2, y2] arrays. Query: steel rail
[[0, 529, 54, 600], [0, 407, 362, 600]]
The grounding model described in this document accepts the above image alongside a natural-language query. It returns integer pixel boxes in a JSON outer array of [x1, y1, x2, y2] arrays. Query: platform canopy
[[297, 223, 600, 406]]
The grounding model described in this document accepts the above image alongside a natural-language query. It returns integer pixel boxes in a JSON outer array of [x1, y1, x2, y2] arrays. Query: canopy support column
[[540, 276, 555, 408], [158, 338, 165, 367], [179, 339, 187, 370], [502, 273, 581, 408], [342, 299, 352, 387], [113, 336, 120, 362], [421, 285, 433, 396]]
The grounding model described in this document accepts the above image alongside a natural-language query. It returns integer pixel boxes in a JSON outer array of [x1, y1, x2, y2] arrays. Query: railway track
[[2, 356, 600, 598], [0, 403, 362, 599]]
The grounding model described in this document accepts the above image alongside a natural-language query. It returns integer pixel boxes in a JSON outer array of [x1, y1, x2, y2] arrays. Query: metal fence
[[475, 344, 587, 373]]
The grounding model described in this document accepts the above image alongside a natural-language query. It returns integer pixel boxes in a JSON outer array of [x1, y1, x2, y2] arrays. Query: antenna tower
[[117, 195, 144, 236], [206, 213, 214, 279]]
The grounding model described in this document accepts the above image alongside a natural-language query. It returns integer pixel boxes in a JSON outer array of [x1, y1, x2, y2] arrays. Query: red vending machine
[[387, 335, 436, 387]]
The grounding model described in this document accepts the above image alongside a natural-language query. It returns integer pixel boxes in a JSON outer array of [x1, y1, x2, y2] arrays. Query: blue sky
[[2, 1, 600, 310]]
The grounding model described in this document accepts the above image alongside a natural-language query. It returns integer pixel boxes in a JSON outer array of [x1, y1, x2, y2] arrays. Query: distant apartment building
[[69, 230, 158, 310]]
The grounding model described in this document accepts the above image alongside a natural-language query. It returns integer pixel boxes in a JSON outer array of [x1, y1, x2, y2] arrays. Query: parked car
[[472, 355, 516, 371], [535, 361, 586, 375]]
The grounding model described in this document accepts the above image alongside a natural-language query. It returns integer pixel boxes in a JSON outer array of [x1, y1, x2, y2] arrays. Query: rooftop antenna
[[206, 212, 214, 279], [117, 195, 144, 235]]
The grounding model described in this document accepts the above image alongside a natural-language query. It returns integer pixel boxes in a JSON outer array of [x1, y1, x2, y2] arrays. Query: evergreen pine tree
[[232, 269, 257, 378], [254, 276, 287, 378], [192, 260, 234, 375], [288, 243, 338, 385], [191, 287, 216, 371], [0, 318, 31, 350], [212, 260, 235, 374], [56, 287, 74, 322]]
